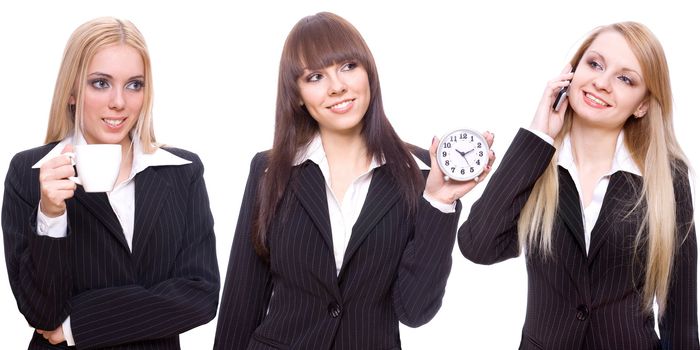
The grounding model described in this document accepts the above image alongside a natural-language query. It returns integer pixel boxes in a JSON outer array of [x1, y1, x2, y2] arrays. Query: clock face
[[436, 129, 489, 181]]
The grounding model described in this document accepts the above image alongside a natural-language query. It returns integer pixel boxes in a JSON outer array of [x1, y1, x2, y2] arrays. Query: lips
[[583, 92, 610, 108], [327, 99, 355, 113], [102, 117, 127, 129]]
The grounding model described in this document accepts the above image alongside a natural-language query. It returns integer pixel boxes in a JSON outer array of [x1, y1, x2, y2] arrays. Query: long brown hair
[[45, 17, 158, 153], [518, 22, 690, 316], [253, 12, 424, 258]]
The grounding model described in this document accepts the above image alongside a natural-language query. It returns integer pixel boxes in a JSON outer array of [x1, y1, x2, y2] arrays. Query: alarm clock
[[436, 129, 489, 181]]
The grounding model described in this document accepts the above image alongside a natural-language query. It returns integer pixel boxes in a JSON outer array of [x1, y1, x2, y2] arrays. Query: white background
[[1, 0, 698, 348]]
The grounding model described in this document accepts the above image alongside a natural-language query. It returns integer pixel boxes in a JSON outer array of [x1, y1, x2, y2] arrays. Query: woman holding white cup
[[1, 17, 219, 349]]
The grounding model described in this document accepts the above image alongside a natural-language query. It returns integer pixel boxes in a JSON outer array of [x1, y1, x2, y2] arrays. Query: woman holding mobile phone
[[214, 12, 495, 349], [2, 17, 219, 349], [459, 22, 698, 349]]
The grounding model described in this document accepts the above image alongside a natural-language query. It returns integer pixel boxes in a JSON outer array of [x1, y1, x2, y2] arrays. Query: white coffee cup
[[66, 144, 122, 192]]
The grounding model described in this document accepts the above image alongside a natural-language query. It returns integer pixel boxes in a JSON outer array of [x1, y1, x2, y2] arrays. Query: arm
[[2, 151, 73, 329], [214, 152, 273, 349], [68, 155, 220, 349], [393, 197, 462, 327], [660, 166, 699, 349], [458, 128, 555, 264]]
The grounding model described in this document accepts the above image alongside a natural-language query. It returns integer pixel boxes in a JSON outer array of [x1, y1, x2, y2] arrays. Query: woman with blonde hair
[[214, 12, 494, 349], [2, 17, 219, 349], [459, 22, 698, 349]]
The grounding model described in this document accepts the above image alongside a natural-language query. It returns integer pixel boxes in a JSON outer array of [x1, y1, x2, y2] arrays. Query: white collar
[[558, 130, 642, 177], [32, 132, 191, 175], [292, 134, 430, 171]]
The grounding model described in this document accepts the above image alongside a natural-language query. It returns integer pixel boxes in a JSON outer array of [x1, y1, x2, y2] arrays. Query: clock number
[[451, 167, 456, 173], [444, 160, 450, 166], [470, 167, 475, 173], [443, 142, 452, 148], [470, 135, 474, 142], [450, 136, 457, 142], [442, 151, 447, 157], [460, 133, 468, 139], [476, 159, 481, 165], [478, 151, 484, 157], [477, 142, 482, 148], [460, 169, 466, 175]]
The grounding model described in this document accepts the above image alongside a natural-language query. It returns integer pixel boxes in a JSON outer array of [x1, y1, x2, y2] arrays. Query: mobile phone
[[552, 69, 575, 112]]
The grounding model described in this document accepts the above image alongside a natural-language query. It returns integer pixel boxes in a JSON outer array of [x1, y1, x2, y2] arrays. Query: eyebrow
[[88, 72, 145, 81], [588, 50, 642, 77]]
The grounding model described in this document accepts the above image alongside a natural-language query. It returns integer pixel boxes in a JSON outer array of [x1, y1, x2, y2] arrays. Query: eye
[[90, 79, 110, 89], [126, 80, 144, 91], [306, 73, 323, 83], [588, 59, 603, 71], [618, 75, 634, 85], [340, 62, 358, 71]]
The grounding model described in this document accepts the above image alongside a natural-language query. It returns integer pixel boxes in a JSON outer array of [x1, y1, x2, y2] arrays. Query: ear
[[634, 98, 649, 118]]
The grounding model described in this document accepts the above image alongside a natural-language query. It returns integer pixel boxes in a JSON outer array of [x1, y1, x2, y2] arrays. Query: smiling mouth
[[584, 92, 610, 107], [102, 118, 127, 127], [328, 99, 355, 111]]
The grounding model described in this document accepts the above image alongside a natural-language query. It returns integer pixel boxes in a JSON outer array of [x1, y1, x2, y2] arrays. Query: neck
[[569, 119, 621, 171], [319, 129, 370, 172]]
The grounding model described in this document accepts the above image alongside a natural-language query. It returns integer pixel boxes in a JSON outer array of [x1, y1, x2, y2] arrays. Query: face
[[297, 61, 371, 136], [76, 44, 145, 146], [568, 30, 649, 131]]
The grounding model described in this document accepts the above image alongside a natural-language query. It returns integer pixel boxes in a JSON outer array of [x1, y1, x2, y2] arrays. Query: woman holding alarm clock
[[214, 12, 495, 349], [459, 22, 698, 349], [2, 17, 219, 349]]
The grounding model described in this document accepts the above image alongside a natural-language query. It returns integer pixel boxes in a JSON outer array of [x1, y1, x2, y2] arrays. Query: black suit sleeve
[[2, 151, 73, 330], [69, 155, 220, 349], [458, 128, 555, 264], [393, 197, 462, 327], [660, 165, 699, 349], [214, 152, 273, 349]]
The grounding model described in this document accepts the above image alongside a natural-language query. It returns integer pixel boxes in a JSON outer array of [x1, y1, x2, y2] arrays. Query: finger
[[483, 131, 494, 148], [61, 144, 74, 154], [428, 136, 439, 170], [560, 63, 573, 75], [36, 329, 45, 334]]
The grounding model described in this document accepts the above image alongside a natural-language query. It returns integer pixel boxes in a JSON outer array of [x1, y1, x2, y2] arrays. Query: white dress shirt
[[528, 128, 641, 253], [32, 132, 190, 345], [293, 135, 454, 275]]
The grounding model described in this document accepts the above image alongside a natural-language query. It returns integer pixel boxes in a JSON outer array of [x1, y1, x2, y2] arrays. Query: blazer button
[[328, 303, 342, 318], [576, 305, 589, 321]]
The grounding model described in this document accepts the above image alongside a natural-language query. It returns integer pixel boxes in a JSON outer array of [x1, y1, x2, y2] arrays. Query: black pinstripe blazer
[[2, 143, 220, 349], [459, 129, 699, 350], [214, 147, 461, 350]]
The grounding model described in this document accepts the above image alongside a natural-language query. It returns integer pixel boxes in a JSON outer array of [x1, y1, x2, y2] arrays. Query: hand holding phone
[[552, 69, 575, 112]]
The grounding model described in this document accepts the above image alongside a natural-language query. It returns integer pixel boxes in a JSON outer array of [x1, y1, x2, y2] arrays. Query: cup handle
[[64, 152, 80, 185]]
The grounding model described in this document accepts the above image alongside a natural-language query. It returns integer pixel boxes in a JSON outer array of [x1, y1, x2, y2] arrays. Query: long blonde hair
[[518, 22, 690, 316], [45, 17, 157, 153]]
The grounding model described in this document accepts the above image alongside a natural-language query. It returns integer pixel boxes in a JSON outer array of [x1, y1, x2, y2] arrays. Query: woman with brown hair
[[214, 12, 494, 349]]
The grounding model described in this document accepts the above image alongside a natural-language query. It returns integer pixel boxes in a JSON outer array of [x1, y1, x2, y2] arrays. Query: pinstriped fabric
[[215, 148, 460, 350], [2, 143, 220, 350], [459, 128, 699, 349]]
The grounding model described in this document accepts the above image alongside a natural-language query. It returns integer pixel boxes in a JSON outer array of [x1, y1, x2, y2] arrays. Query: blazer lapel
[[339, 165, 400, 275], [132, 166, 169, 262], [73, 188, 130, 252], [587, 172, 640, 262], [557, 167, 586, 254], [291, 161, 334, 253]]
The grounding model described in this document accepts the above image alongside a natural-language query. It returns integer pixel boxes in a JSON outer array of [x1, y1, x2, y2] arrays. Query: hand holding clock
[[425, 130, 495, 204]]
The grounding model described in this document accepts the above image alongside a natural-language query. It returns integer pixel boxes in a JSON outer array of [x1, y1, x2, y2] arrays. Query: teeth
[[104, 119, 125, 126], [331, 100, 351, 109], [586, 93, 608, 106]]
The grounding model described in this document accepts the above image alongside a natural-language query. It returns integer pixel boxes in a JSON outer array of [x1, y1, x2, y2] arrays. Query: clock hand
[[455, 148, 467, 157]]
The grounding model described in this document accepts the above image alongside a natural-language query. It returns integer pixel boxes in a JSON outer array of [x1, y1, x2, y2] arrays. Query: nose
[[109, 88, 125, 110], [327, 73, 347, 96], [592, 73, 613, 93]]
